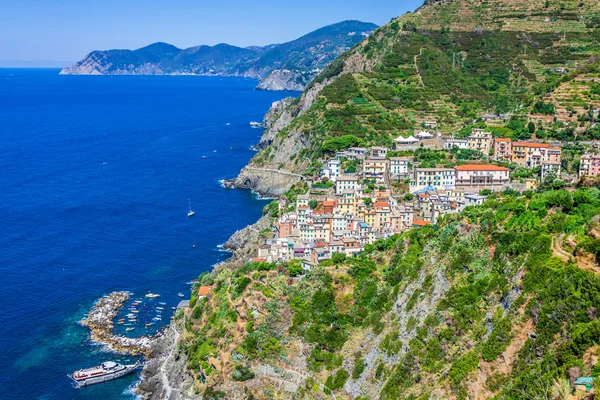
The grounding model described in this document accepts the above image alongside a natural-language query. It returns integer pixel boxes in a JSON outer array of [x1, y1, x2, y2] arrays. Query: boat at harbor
[[69, 361, 141, 388], [145, 293, 160, 298], [178, 292, 184, 298], [126, 327, 135, 332]]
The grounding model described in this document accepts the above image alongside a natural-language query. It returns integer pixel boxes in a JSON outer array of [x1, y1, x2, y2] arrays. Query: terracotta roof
[[413, 220, 431, 226], [454, 164, 509, 171], [375, 201, 389, 208], [323, 200, 335, 206], [252, 257, 267, 263], [512, 142, 549, 148], [494, 138, 512, 142], [198, 286, 212, 296]]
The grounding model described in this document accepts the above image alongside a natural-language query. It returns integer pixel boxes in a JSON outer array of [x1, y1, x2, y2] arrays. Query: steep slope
[[234, 0, 600, 195], [172, 187, 600, 400], [60, 21, 377, 90]]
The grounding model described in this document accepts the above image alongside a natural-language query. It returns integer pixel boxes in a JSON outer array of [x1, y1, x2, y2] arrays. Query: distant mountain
[[60, 20, 378, 90]]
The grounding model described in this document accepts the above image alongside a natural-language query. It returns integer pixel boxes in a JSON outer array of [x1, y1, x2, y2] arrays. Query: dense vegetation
[[180, 185, 600, 399], [258, 0, 600, 171]]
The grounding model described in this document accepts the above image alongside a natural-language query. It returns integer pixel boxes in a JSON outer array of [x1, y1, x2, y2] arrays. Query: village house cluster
[[251, 127, 593, 266]]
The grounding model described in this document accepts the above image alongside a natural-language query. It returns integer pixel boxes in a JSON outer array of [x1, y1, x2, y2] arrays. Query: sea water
[[0, 69, 295, 399]]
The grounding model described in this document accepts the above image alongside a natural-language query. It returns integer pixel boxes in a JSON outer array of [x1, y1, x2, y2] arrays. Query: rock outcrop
[[223, 167, 302, 198], [256, 69, 315, 91], [222, 215, 271, 253]]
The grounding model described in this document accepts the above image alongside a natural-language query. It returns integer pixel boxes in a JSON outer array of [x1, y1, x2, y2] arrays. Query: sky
[[0, 0, 423, 65]]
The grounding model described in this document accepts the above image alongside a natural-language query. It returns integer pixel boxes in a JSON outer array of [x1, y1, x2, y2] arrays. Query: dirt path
[[552, 234, 572, 261], [414, 47, 424, 87], [553, 235, 600, 274]]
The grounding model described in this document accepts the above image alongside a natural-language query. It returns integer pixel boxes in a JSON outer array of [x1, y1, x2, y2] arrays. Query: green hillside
[[253, 0, 600, 172], [182, 186, 600, 399]]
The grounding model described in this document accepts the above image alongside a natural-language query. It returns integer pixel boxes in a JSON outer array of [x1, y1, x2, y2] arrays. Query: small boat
[[178, 293, 184, 298], [156, 307, 164, 310], [124, 323, 132, 326], [132, 310, 139, 313], [145, 293, 160, 298], [153, 317, 162, 321], [250, 121, 263, 128], [145, 323, 152, 327], [171, 307, 177, 310], [187, 199, 195, 217], [69, 361, 141, 388], [126, 327, 135, 332], [159, 302, 166, 305]]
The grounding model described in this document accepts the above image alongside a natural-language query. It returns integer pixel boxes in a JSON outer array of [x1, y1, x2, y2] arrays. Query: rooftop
[[198, 286, 212, 296], [513, 142, 549, 148], [454, 164, 509, 171]]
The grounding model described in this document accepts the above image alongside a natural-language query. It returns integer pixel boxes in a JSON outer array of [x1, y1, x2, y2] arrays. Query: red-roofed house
[[454, 164, 510, 186], [412, 220, 431, 227], [323, 200, 335, 213], [198, 286, 212, 298]]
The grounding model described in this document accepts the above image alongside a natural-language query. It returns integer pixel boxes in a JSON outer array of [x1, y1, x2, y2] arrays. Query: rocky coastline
[[135, 73, 332, 398]]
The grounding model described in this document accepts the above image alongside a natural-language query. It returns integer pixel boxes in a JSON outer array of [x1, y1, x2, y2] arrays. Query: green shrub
[[325, 368, 349, 390], [352, 354, 365, 379], [449, 351, 479, 385], [230, 365, 255, 382]]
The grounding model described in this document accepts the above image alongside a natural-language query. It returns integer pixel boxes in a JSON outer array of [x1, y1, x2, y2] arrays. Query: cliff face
[[256, 69, 315, 91]]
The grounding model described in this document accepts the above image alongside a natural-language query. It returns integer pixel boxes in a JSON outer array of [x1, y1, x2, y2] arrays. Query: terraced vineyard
[[253, 0, 600, 173]]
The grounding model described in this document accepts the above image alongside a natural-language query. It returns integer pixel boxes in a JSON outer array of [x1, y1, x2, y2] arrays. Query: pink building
[[579, 154, 600, 178]]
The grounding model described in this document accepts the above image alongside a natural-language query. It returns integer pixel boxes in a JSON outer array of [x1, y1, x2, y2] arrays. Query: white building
[[321, 159, 341, 181], [454, 164, 510, 186], [410, 168, 455, 193], [335, 175, 360, 195], [444, 138, 470, 150], [389, 157, 409, 177], [541, 161, 561, 180]]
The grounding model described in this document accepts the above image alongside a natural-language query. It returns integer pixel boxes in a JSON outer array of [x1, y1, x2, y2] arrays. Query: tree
[[527, 121, 536, 134], [309, 199, 318, 209], [363, 197, 373, 207], [286, 260, 304, 277]]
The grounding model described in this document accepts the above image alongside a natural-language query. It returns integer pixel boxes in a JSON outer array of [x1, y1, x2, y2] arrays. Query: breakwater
[[80, 291, 158, 357]]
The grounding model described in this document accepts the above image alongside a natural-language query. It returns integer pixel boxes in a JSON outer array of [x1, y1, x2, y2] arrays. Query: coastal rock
[[253, 97, 296, 150], [256, 69, 315, 91], [80, 292, 157, 357], [223, 215, 271, 252], [138, 321, 197, 400], [224, 166, 302, 197]]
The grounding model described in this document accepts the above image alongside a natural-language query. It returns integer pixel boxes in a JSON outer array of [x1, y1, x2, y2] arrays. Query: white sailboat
[[187, 199, 195, 217]]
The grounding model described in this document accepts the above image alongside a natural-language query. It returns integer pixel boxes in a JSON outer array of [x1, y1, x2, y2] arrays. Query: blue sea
[[0, 69, 294, 399]]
